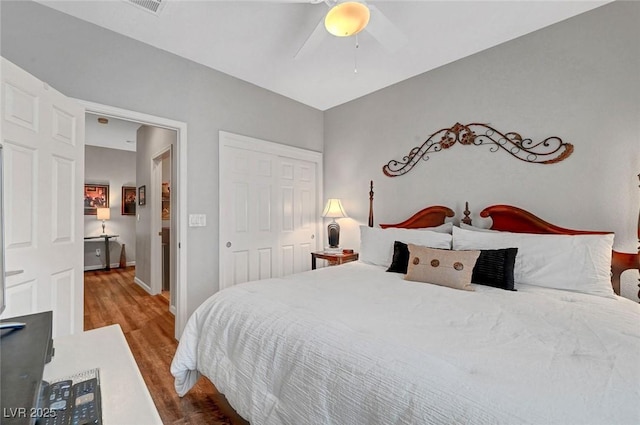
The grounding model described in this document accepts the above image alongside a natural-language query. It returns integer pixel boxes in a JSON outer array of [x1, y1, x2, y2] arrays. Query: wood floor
[[84, 267, 249, 425]]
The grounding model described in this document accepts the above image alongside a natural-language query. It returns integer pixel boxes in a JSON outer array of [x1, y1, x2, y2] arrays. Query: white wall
[[0, 1, 324, 317], [84, 146, 137, 269], [324, 1, 640, 301]]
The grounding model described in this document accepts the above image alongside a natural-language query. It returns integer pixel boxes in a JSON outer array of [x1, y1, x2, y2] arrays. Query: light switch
[[189, 214, 206, 227]]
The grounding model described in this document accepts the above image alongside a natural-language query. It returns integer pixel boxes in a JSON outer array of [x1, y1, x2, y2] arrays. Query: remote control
[[42, 380, 73, 425], [70, 378, 102, 425]]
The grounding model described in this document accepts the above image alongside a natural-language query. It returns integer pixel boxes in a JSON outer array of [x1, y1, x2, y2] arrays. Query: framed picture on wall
[[122, 186, 136, 215], [84, 184, 109, 215], [138, 185, 146, 206]]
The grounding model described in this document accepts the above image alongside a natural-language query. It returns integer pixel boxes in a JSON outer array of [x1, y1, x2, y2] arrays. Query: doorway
[[83, 114, 139, 273], [151, 146, 175, 314], [80, 100, 188, 340]]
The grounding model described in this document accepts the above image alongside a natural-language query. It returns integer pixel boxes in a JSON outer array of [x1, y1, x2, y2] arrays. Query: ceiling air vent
[[125, 0, 166, 15]]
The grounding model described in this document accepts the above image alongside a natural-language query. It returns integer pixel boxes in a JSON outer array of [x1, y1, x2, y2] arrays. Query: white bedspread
[[171, 262, 640, 425]]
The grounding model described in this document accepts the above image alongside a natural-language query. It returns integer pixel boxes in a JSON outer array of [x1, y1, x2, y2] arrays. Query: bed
[[171, 186, 640, 425]]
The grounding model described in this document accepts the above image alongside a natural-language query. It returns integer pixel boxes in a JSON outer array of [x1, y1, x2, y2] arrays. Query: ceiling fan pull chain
[[354, 34, 359, 73]]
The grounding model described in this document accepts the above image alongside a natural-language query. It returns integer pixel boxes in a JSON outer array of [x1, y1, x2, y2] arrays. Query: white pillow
[[359, 225, 452, 267], [423, 222, 453, 234], [452, 226, 615, 298]]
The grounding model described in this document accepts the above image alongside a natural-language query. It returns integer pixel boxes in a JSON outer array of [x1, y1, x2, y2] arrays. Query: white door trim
[[219, 131, 323, 289], [77, 100, 188, 340]]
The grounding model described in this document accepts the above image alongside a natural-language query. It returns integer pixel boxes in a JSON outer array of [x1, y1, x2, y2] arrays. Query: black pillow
[[387, 241, 518, 291], [471, 248, 518, 291], [386, 241, 410, 273]]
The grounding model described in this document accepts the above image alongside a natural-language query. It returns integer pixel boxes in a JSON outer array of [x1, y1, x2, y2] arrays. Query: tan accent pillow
[[405, 245, 480, 291]]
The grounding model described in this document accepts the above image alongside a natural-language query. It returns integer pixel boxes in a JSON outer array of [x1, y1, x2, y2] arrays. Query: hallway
[[84, 267, 248, 425]]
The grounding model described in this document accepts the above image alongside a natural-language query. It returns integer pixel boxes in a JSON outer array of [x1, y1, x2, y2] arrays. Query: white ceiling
[[86, 113, 141, 151], [37, 0, 610, 111]]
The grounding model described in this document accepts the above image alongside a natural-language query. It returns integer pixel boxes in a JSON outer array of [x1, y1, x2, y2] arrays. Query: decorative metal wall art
[[383, 122, 574, 177]]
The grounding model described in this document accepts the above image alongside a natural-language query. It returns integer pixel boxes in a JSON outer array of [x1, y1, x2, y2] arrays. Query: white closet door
[[219, 132, 321, 290], [278, 156, 316, 276], [221, 146, 278, 287], [1, 57, 85, 336]]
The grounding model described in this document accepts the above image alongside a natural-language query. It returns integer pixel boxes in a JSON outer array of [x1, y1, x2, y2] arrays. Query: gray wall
[[135, 125, 175, 290], [0, 0, 324, 316], [84, 146, 137, 270], [324, 1, 640, 300], [3, 0, 638, 310]]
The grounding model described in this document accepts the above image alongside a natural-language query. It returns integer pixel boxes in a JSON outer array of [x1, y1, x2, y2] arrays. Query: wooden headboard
[[366, 180, 640, 297], [379, 206, 454, 229], [367, 181, 454, 229]]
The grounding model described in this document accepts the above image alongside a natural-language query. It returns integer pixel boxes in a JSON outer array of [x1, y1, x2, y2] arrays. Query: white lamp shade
[[96, 208, 111, 220], [322, 199, 347, 219]]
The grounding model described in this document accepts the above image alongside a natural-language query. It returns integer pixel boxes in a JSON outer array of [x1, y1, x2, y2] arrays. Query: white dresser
[[43, 324, 162, 425]]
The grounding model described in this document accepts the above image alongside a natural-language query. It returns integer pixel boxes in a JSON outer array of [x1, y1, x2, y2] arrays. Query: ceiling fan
[[293, 0, 408, 59], [205, 0, 408, 59]]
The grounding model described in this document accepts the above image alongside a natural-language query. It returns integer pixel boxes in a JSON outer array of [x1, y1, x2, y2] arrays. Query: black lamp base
[[327, 220, 340, 248]]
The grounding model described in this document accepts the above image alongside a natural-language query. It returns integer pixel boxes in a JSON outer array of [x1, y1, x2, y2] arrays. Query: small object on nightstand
[[311, 251, 359, 270], [322, 199, 348, 249], [342, 249, 354, 254]]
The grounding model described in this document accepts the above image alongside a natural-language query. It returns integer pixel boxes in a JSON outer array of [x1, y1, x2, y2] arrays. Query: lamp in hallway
[[322, 199, 348, 250], [97, 208, 110, 234]]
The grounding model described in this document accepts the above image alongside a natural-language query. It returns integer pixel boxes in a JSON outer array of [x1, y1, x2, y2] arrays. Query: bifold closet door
[[219, 132, 320, 290]]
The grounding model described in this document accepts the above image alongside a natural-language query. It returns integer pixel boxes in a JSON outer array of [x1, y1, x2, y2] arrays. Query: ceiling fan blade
[[294, 15, 328, 59], [365, 4, 408, 53]]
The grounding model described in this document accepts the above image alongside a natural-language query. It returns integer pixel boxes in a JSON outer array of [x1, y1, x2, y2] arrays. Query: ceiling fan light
[[324, 2, 370, 37]]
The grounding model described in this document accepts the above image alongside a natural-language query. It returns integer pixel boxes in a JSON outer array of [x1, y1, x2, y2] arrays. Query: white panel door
[[278, 156, 316, 276], [1, 57, 85, 336], [220, 146, 278, 288], [219, 132, 321, 290]]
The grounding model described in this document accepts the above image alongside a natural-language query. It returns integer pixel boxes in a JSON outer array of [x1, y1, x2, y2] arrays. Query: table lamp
[[97, 207, 110, 234], [322, 199, 347, 249]]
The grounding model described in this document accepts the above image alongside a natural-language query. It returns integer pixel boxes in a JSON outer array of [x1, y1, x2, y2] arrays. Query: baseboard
[[134, 277, 152, 294], [169, 305, 176, 315], [84, 261, 135, 272]]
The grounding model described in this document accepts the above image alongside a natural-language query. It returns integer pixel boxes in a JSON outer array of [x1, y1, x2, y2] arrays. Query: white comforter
[[171, 262, 640, 425]]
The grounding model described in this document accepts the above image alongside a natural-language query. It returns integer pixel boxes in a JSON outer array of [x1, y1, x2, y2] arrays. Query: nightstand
[[311, 251, 359, 270]]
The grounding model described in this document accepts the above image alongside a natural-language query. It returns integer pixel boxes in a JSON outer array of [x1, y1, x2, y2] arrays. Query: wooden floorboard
[[84, 267, 249, 425]]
